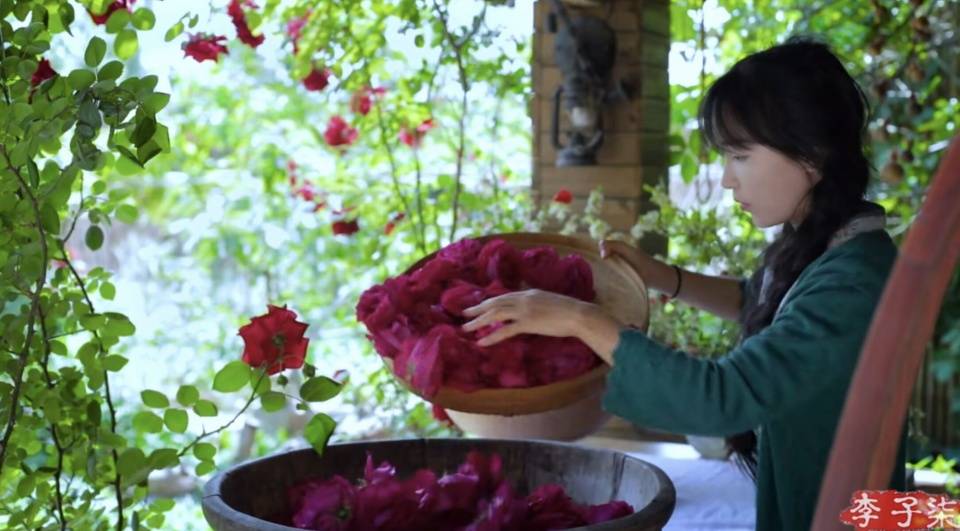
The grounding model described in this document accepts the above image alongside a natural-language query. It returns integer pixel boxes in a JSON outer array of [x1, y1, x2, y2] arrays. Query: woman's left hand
[[462, 290, 624, 361], [462, 289, 584, 346]]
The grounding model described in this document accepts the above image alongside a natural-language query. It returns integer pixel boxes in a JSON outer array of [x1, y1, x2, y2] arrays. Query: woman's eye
[[730, 154, 748, 162]]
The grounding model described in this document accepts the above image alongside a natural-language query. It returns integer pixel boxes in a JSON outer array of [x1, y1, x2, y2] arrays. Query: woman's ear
[[802, 162, 822, 185]]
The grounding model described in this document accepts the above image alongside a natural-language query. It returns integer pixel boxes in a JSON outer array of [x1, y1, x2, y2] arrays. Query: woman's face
[[719, 143, 819, 228]]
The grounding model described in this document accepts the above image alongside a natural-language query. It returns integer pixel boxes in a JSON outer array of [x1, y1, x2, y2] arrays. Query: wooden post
[[531, 0, 670, 254]]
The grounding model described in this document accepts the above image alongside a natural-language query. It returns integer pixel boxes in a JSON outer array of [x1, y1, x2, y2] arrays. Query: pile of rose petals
[[356, 238, 601, 398], [288, 451, 634, 530]]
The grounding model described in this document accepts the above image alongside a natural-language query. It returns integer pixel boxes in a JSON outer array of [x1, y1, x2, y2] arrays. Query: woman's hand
[[600, 239, 676, 295], [462, 290, 624, 363]]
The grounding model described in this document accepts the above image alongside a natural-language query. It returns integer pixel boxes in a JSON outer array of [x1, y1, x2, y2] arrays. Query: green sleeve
[[602, 258, 884, 436]]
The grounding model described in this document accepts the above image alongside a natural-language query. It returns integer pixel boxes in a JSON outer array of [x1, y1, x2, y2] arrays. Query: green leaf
[[300, 376, 343, 402], [303, 413, 337, 456], [40, 203, 60, 234], [79, 314, 106, 331], [176, 385, 199, 406], [260, 391, 286, 412], [68, 69, 96, 90], [164, 21, 184, 42], [148, 448, 180, 469], [132, 411, 163, 433], [193, 399, 218, 417], [195, 460, 215, 476], [131, 8, 156, 30], [213, 361, 251, 393], [16, 476, 36, 497], [17, 59, 38, 81], [143, 92, 171, 114], [85, 225, 104, 251], [193, 442, 216, 461], [116, 146, 143, 168], [85, 37, 107, 67], [99, 281, 116, 300], [98, 60, 124, 81], [105, 9, 130, 33], [117, 448, 147, 477], [140, 390, 169, 408], [103, 355, 128, 371], [114, 29, 138, 60], [415, 34, 425, 47], [251, 371, 271, 396], [104, 315, 136, 336], [163, 408, 188, 433], [131, 117, 156, 147], [115, 204, 138, 224], [151, 498, 176, 512]]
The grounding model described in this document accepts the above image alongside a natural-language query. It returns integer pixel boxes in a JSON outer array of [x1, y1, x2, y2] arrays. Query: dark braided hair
[[698, 37, 873, 479]]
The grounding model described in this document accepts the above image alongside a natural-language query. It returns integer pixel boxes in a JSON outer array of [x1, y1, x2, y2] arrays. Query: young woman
[[462, 37, 906, 531]]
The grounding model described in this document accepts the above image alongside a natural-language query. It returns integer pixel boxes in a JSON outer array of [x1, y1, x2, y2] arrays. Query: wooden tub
[[203, 438, 675, 530]]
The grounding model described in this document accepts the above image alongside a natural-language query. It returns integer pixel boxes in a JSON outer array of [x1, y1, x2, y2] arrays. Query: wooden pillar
[[531, 0, 670, 253]]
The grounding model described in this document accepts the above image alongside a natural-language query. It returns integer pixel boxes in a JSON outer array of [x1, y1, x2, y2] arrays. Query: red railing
[[813, 136, 960, 530]]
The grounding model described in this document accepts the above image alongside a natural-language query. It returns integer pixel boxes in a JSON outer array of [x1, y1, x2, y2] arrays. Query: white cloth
[[628, 452, 757, 531]]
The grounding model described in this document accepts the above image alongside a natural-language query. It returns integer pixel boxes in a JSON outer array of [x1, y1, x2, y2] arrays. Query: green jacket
[[602, 229, 905, 531]]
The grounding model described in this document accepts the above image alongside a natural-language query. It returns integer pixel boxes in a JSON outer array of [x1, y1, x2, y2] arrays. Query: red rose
[[285, 11, 311, 52], [303, 67, 331, 92], [289, 452, 634, 530], [398, 118, 435, 148], [324, 116, 359, 147], [349, 86, 386, 116], [31, 58, 57, 87], [183, 34, 229, 63], [88, 0, 134, 25], [227, 0, 265, 48], [238, 305, 309, 375], [552, 188, 573, 204], [332, 219, 359, 236], [288, 475, 355, 530]]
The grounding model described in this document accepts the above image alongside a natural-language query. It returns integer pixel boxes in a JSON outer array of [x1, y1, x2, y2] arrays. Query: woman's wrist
[[648, 258, 680, 295], [573, 302, 623, 364]]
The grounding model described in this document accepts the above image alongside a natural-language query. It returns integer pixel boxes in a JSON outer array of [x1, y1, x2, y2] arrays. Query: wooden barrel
[[203, 438, 675, 530]]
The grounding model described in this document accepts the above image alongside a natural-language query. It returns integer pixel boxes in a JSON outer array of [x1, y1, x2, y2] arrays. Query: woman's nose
[[720, 163, 737, 190]]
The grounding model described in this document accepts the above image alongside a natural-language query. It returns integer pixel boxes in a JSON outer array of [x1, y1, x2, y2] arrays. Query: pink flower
[[288, 452, 634, 530], [303, 67, 331, 92], [552, 188, 573, 204], [285, 11, 310, 52], [182, 34, 229, 63], [31, 58, 56, 87], [288, 476, 355, 530], [296, 182, 317, 202], [350, 86, 386, 116], [323, 116, 359, 147], [227, 0, 265, 48], [332, 219, 359, 236], [238, 305, 309, 375], [398, 118, 435, 148], [357, 238, 601, 397]]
